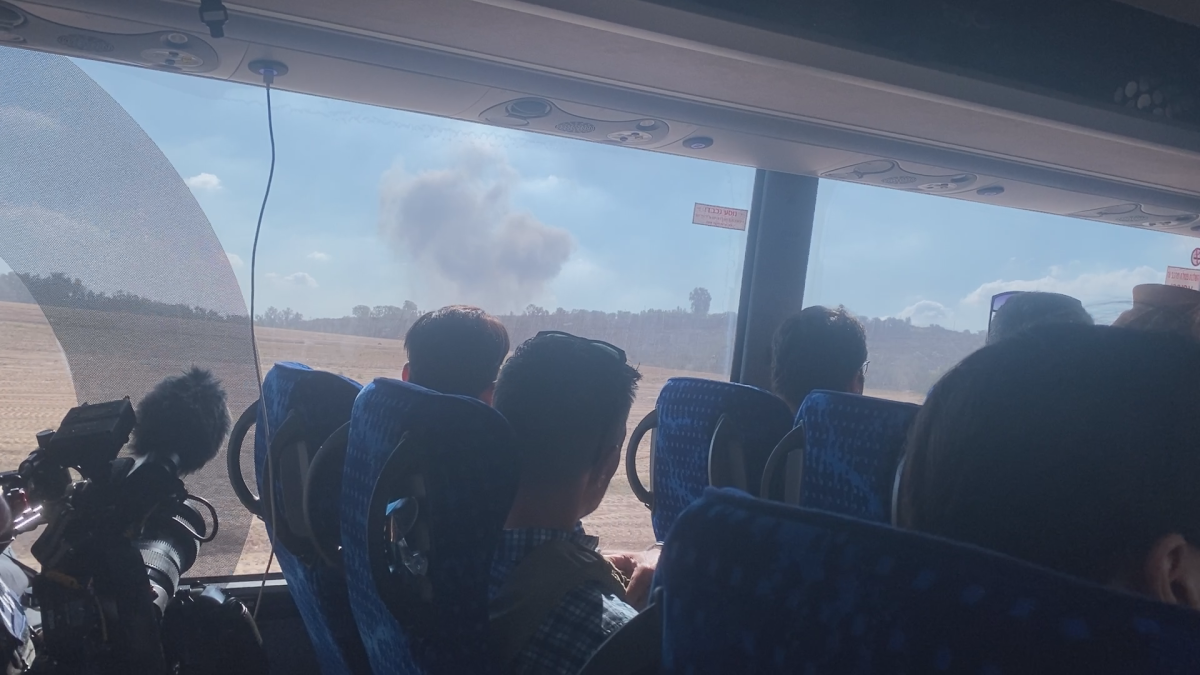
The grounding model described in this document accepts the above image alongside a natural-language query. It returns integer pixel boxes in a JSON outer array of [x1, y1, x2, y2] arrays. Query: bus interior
[[0, 0, 1198, 672]]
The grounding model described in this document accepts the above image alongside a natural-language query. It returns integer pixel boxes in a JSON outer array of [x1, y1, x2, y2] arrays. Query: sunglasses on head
[[534, 330, 627, 364], [988, 291, 1024, 334]]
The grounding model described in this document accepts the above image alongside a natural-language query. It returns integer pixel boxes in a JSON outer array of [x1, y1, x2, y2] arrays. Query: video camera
[[0, 368, 266, 675]]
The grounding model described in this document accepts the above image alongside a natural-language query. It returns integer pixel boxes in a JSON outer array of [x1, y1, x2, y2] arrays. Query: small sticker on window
[[1166, 266, 1200, 290], [692, 203, 748, 231]]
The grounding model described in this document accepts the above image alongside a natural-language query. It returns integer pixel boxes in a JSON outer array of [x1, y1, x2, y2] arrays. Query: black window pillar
[[729, 170, 819, 388]]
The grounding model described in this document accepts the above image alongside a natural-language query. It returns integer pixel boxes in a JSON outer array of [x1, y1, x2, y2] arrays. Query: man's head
[[987, 291, 1093, 345], [1113, 284, 1200, 341], [493, 332, 641, 523], [772, 305, 868, 411], [898, 324, 1200, 609], [402, 305, 509, 402]]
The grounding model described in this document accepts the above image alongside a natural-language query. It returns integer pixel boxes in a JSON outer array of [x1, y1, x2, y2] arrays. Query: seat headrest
[[342, 378, 519, 675], [656, 489, 1200, 674], [651, 378, 791, 538], [795, 390, 919, 521]]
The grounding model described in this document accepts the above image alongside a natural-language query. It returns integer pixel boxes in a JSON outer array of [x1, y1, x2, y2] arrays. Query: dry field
[[0, 301, 923, 575]]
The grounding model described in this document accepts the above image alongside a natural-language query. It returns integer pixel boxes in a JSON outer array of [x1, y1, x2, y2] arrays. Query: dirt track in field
[[0, 301, 922, 573]]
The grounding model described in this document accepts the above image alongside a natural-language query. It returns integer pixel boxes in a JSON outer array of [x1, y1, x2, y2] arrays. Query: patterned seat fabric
[[254, 362, 368, 674], [342, 378, 519, 675], [657, 488, 1200, 674], [796, 390, 919, 522], [651, 378, 792, 540]]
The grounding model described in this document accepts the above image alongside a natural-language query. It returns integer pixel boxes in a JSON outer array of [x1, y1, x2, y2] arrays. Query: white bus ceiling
[[4, 0, 1200, 235]]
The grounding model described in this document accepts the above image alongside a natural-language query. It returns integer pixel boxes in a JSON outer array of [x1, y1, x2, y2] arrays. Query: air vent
[[822, 160, 978, 194], [0, 5, 24, 28], [1071, 204, 1199, 229], [478, 99, 671, 147], [505, 98, 552, 119]]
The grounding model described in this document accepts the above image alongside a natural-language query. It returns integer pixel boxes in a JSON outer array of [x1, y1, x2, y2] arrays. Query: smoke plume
[[378, 144, 574, 310]]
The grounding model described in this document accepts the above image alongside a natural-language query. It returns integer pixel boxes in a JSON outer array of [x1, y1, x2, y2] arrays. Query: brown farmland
[[0, 301, 922, 574]]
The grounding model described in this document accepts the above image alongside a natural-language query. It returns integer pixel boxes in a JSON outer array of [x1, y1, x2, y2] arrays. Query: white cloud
[[961, 266, 1160, 306], [898, 300, 954, 327], [266, 272, 318, 289], [226, 252, 244, 269], [958, 265, 1161, 326], [184, 172, 222, 191], [306, 251, 330, 262], [0, 105, 60, 131]]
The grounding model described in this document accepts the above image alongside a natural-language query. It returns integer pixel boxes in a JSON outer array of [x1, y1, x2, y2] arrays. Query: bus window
[[0, 50, 753, 572], [805, 180, 1188, 404]]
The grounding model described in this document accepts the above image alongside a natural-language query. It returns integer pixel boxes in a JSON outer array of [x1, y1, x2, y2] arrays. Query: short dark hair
[[898, 324, 1200, 583], [988, 291, 1093, 345], [771, 305, 867, 409], [404, 305, 509, 397], [493, 333, 641, 483]]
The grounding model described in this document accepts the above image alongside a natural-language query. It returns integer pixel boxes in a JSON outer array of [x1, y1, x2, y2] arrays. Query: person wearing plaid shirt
[[490, 332, 650, 674], [490, 526, 638, 674]]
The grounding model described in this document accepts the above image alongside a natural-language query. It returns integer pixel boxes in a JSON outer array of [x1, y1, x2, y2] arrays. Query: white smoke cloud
[[184, 172, 222, 191], [378, 144, 574, 310], [226, 252, 244, 269], [306, 251, 330, 262]]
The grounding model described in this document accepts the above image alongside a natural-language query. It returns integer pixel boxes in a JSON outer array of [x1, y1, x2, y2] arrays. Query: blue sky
[[55, 57, 1196, 331]]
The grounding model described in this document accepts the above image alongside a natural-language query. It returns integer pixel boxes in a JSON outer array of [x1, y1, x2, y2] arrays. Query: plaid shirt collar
[[495, 522, 598, 564]]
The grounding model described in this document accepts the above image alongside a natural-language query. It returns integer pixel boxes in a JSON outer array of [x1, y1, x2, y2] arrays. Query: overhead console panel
[[3, 0, 1200, 237]]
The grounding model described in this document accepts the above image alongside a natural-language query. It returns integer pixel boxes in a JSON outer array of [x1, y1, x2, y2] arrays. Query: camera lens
[[135, 501, 205, 613]]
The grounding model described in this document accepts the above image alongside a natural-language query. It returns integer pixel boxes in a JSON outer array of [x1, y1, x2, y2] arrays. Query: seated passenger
[[771, 305, 868, 413], [987, 291, 1092, 344], [898, 325, 1200, 609], [489, 331, 643, 674], [401, 305, 509, 402], [1112, 283, 1200, 340]]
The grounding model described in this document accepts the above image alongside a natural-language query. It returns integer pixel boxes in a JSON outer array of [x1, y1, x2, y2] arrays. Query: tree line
[[0, 274, 984, 393]]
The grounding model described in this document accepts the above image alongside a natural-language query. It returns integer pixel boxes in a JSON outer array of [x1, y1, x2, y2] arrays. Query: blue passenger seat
[[761, 390, 919, 523], [625, 377, 792, 541], [655, 488, 1200, 674], [341, 378, 519, 674], [226, 361, 369, 674]]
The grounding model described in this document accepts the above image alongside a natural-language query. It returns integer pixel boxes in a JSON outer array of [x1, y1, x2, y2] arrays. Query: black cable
[[250, 73, 277, 620], [250, 78, 275, 449]]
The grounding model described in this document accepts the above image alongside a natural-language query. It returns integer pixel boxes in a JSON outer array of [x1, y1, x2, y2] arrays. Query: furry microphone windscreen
[[130, 367, 231, 476]]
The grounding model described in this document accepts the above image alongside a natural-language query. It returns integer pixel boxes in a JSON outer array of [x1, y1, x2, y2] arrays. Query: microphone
[[129, 367, 231, 477]]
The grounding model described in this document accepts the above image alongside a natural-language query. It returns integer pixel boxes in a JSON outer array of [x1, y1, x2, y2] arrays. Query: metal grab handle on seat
[[260, 411, 312, 554], [708, 414, 748, 491], [625, 409, 657, 509], [227, 402, 262, 517], [303, 421, 351, 569], [759, 424, 806, 502], [890, 454, 907, 528]]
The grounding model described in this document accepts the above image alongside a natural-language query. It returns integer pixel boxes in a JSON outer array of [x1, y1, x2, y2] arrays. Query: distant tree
[[352, 305, 371, 320], [524, 304, 549, 317], [403, 300, 418, 312], [689, 287, 712, 316], [263, 306, 281, 325], [372, 305, 403, 320]]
